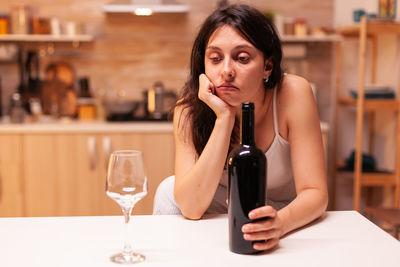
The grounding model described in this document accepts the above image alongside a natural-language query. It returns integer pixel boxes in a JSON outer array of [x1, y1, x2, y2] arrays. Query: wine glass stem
[[123, 207, 133, 255]]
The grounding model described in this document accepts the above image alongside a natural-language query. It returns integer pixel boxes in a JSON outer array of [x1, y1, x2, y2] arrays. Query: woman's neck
[[254, 88, 272, 127]]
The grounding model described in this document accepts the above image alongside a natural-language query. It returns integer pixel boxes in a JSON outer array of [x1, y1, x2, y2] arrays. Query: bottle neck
[[241, 103, 255, 146]]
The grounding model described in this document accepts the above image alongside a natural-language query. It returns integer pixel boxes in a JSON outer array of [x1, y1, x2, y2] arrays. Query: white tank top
[[214, 86, 296, 212]]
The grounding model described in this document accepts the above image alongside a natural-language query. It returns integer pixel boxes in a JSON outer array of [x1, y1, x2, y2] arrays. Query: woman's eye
[[210, 57, 222, 63], [237, 56, 249, 63]]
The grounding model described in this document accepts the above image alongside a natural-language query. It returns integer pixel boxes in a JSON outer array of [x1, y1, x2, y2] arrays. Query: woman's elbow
[[179, 202, 205, 220], [319, 188, 329, 214], [174, 191, 205, 220]]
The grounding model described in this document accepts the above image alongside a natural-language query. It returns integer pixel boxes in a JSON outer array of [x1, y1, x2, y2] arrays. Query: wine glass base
[[110, 252, 145, 264]]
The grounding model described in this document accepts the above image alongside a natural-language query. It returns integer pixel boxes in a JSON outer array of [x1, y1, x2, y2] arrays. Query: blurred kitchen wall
[[0, 0, 334, 113]]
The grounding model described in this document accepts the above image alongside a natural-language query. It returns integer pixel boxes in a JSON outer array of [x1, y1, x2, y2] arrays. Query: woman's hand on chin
[[241, 205, 284, 251], [198, 74, 235, 119]]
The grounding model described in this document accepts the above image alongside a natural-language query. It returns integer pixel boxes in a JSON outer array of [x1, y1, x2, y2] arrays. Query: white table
[[1, 211, 399, 267]]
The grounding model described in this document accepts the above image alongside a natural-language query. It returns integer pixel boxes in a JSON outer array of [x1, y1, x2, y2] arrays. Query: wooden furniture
[[0, 135, 24, 216], [1, 211, 400, 267], [366, 206, 400, 239], [0, 122, 174, 217], [334, 17, 400, 212]]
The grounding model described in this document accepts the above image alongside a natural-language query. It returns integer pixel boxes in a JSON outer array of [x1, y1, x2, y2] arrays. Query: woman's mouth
[[217, 83, 239, 91]]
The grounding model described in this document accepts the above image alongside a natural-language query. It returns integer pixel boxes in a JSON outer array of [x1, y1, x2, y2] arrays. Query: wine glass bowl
[[106, 150, 147, 264]]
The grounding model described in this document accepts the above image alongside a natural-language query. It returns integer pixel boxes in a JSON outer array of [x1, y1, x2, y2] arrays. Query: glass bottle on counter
[[228, 102, 266, 254], [77, 77, 96, 120]]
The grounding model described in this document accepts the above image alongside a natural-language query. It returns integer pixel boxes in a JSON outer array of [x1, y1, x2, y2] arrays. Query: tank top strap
[[272, 86, 279, 136]]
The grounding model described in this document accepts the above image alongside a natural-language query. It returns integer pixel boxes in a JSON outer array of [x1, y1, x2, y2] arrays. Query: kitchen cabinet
[[0, 122, 174, 217], [0, 134, 24, 217], [22, 131, 174, 217], [23, 134, 103, 217], [96, 132, 175, 216]]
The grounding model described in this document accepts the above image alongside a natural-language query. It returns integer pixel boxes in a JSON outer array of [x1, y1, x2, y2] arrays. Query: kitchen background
[[0, 0, 334, 117], [0, 0, 400, 213]]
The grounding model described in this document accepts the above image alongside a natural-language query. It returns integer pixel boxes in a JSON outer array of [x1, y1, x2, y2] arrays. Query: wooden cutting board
[[41, 62, 77, 116]]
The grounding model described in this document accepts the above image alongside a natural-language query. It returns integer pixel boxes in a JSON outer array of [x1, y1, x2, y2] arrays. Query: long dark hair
[[177, 4, 283, 157]]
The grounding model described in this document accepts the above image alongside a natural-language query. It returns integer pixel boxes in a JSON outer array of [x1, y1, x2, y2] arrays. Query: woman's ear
[[264, 58, 273, 78]]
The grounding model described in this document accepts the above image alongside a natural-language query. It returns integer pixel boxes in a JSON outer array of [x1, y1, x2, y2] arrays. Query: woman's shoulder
[[280, 74, 312, 94], [278, 74, 314, 106], [173, 101, 193, 137], [173, 100, 191, 122]]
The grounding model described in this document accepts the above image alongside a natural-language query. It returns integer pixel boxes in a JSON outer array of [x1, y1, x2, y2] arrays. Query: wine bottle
[[228, 102, 266, 254]]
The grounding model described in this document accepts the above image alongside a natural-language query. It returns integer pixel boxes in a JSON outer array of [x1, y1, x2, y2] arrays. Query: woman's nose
[[222, 60, 235, 81]]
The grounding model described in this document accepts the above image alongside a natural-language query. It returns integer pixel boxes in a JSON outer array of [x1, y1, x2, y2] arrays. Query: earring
[[264, 76, 269, 83]]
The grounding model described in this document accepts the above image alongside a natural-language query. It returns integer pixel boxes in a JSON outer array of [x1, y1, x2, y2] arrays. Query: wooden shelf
[[281, 34, 342, 43], [333, 16, 400, 212], [338, 97, 400, 111], [336, 170, 396, 185], [336, 162, 395, 185], [361, 172, 398, 186], [337, 21, 400, 37], [0, 34, 94, 43]]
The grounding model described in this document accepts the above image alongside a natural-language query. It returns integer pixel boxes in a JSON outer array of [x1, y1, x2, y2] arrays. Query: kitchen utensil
[[41, 62, 77, 117], [9, 92, 25, 123], [45, 61, 75, 86], [79, 77, 92, 97], [103, 100, 140, 118], [144, 81, 177, 119], [16, 50, 42, 113], [26, 50, 41, 98]]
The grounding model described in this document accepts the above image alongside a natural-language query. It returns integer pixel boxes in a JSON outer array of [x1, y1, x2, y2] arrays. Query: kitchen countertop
[[0, 118, 328, 134], [0, 120, 173, 133]]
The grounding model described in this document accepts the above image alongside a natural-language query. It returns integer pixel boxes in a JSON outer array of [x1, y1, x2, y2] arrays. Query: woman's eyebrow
[[206, 44, 254, 51], [234, 44, 254, 50], [205, 46, 222, 51]]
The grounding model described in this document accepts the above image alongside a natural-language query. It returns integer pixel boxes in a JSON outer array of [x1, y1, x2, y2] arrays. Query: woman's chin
[[216, 92, 241, 107]]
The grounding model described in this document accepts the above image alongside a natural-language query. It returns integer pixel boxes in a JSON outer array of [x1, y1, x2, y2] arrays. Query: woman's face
[[204, 25, 271, 107]]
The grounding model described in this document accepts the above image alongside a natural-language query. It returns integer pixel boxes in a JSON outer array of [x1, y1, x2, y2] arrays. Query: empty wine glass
[[106, 150, 148, 264]]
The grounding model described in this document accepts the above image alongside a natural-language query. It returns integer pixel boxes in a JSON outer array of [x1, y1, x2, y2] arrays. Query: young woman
[[153, 4, 328, 251]]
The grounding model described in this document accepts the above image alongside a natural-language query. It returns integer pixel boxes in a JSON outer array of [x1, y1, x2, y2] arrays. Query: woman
[[154, 4, 328, 251]]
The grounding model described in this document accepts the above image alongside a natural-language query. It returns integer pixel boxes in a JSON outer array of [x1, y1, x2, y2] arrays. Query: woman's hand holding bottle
[[242, 205, 284, 251]]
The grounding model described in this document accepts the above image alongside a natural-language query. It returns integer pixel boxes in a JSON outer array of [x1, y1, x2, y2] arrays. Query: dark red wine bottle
[[228, 102, 266, 254]]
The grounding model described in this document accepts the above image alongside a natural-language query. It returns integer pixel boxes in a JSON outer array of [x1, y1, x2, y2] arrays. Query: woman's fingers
[[240, 205, 283, 251], [243, 228, 279, 241], [253, 238, 279, 251], [198, 74, 215, 99], [242, 218, 273, 233], [198, 74, 234, 118], [249, 205, 277, 220]]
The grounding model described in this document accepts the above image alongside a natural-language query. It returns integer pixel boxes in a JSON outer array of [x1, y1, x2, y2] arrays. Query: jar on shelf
[[32, 16, 50, 34], [294, 18, 308, 36], [10, 4, 30, 34], [0, 14, 9, 34], [283, 17, 294, 35]]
